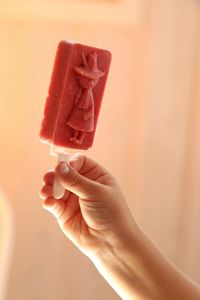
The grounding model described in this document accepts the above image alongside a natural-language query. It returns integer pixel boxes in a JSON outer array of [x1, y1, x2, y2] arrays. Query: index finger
[[68, 154, 113, 183]]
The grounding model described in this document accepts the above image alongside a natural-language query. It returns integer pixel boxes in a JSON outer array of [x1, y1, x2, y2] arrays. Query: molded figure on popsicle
[[66, 52, 105, 145]]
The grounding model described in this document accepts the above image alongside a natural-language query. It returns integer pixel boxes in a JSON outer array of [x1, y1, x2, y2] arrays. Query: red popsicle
[[40, 40, 112, 150]]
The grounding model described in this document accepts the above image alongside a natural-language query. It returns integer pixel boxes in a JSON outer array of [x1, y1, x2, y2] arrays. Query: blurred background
[[0, 0, 200, 299]]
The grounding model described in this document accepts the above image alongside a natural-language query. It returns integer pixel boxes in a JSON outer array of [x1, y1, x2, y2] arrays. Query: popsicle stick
[[50, 146, 72, 199]]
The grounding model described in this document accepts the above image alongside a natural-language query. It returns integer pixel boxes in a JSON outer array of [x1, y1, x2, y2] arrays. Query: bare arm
[[90, 226, 200, 300]]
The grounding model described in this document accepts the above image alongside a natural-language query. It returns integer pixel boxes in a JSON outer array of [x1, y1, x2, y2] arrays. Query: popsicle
[[40, 40, 111, 149], [40, 40, 112, 197]]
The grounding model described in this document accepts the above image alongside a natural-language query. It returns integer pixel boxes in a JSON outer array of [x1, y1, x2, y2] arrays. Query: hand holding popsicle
[[40, 154, 136, 255], [40, 155, 141, 298], [40, 155, 200, 300]]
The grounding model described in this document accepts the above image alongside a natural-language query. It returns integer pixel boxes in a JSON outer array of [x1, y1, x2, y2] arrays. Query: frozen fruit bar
[[40, 40, 112, 150]]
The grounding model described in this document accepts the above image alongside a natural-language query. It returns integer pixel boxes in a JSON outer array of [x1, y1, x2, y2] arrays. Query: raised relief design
[[66, 52, 105, 145]]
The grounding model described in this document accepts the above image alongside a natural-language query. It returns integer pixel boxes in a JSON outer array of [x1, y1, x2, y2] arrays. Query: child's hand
[[40, 154, 200, 300], [40, 154, 136, 256]]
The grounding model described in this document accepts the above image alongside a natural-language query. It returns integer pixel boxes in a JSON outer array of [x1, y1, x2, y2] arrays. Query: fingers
[[42, 197, 66, 219], [40, 170, 80, 226], [42, 171, 54, 185], [68, 153, 84, 172], [41, 153, 113, 206], [57, 193, 79, 228], [41, 172, 67, 219], [70, 154, 112, 183], [55, 161, 103, 199], [41, 171, 70, 200], [41, 191, 80, 230], [40, 184, 53, 199]]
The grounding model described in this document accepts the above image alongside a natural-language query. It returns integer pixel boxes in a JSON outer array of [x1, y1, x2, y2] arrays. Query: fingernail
[[59, 161, 69, 175]]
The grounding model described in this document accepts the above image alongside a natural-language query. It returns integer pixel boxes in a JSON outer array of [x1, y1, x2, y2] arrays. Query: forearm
[[90, 226, 200, 300]]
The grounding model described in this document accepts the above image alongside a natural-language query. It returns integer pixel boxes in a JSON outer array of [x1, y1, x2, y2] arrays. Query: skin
[[40, 153, 200, 300]]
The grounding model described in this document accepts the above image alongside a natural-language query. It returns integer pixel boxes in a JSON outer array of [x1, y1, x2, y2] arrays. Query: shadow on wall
[[0, 190, 14, 300]]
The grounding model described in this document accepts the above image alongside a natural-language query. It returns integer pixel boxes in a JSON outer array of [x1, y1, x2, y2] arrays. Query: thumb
[[55, 161, 100, 199]]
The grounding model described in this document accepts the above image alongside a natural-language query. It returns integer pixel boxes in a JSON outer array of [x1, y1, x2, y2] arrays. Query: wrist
[[89, 225, 151, 300], [91, 223, 145, 267], [88, 215, 143, 260]]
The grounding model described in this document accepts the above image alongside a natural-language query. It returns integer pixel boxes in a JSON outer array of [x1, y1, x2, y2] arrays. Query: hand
[[40, 154, 137, 256]]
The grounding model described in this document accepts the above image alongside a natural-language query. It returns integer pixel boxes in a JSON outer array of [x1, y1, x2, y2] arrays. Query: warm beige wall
[[0, 0, 200, 299], [139, 0, 200, 280]]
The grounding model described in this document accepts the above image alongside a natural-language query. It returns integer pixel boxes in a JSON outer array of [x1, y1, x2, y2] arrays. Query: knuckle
[[40, 185, 48, 198], [69, 172, 81, 188]]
